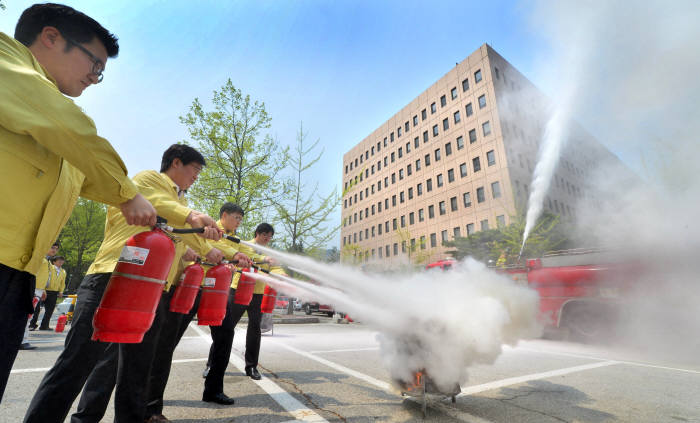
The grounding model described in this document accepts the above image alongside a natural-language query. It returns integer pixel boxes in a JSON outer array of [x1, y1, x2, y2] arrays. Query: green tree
[[58, 199, 107, 292], [274, 123, 338, 255], [180, 79, 289, 238], [444, 211, 569, 264]]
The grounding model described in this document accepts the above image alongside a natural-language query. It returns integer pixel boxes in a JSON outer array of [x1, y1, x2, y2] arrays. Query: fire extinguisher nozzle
[[224, 234, 241, 243]]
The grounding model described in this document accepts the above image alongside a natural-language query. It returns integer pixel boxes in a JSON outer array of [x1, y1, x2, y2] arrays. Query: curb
[[237, 316, 320, 324]]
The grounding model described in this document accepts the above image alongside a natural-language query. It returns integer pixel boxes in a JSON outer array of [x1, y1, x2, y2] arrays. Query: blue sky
[[1, 0, 550, 245]]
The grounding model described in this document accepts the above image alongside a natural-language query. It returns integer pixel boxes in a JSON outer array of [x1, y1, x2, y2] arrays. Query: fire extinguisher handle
[[224, 234, 241, 243], [250, 264, 271, 274]]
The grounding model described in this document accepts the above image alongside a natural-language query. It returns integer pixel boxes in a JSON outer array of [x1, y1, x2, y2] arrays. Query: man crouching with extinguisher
[[24, 144, 249, 423]]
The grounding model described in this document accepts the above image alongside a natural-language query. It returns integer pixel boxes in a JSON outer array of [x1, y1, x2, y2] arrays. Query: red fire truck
[[428, 248, 636, 342]]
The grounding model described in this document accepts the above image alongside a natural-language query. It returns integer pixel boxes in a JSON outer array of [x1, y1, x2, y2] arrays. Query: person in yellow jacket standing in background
[[35, 255, 67, 331], [25, 144, 224, 423], [0, 3, 158, 403]]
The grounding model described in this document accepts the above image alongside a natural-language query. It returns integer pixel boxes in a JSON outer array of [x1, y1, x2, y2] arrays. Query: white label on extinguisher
[[117, 246, 150, 266], [203, 277, 216, 287]]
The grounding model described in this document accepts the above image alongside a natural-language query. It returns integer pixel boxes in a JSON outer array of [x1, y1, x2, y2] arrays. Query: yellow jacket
[[0, 33, 139, 276], [46, 266, 66, 293], [35, 257, 52, 290], [231, 238, 286, 294], [87, 171, 212, 290]]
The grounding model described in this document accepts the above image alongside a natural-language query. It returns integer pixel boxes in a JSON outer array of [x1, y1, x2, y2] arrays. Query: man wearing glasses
[[0, 3, 158, 404]]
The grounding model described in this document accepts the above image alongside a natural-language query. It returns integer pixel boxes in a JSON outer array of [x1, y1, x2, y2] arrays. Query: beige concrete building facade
[[340, 44, 614, 265]]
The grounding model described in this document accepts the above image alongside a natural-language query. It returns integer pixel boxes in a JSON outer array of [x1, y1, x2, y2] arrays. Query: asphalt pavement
[[4, 310, 700, 422]]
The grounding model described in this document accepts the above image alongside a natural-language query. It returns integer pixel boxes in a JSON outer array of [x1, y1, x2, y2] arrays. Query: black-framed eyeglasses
[[60, 32, 105, 83]]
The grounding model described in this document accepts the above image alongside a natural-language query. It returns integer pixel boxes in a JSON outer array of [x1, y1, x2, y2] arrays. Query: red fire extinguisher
[[29, 296, 39, 319], [233, 267, 257, 305], [260, 285, 277, 314], [169, 261, 204, 314], [197, 263, 233, 326], [92, 217, 207, 343], [55, 313, 68, 333]]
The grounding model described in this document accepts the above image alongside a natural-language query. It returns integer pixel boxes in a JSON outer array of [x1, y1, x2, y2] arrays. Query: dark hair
[[160, 144, 205, 173], [52, 240, 60, 248], [219, 202, 244, 218], [15, 3, 119, 57], [50, 255, 65, 263], [255, 223, 274, 236]]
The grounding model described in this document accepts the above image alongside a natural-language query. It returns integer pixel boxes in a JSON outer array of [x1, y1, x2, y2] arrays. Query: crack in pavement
[[496, 389, 569, 423]]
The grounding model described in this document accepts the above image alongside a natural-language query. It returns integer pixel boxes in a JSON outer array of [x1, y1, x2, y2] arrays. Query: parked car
[[302, 301, 334, 317]]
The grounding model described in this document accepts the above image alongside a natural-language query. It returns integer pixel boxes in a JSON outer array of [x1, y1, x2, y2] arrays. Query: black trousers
[[204, 290, 262, 396], [0, 263, 35, 403], [145, 289, 202, 418], [70, 290, 170, 423], [39, 290, 59, 329], [24, 273, 111, 423]]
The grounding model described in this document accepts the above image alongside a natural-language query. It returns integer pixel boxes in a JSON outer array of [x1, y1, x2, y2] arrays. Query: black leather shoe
[[28, 325, 37, 331], [19, 343, 37, 350], [202, 392, 235, 405], [245, 366, 261, 380]]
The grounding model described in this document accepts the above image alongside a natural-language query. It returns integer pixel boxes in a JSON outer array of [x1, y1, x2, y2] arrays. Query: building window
[[425, 154, 431, 166], [491, 181, 501, 198], [421, 109, 427, 120], [371, 226, 375, 236], [398, 147, 403, 159], [462, 78, 469, 92], [393, 243, 398, 255], [440, 95, 447, 107], [386, 245, 390, 257], [426, 178, 432, 191], [415, 159, 421, 171], [392, 195, 396, 206], [478, 94, 486, 109], [477, 187, 485, 203], [480, 219, 489, 231], [432, 125, 439, 137], [487, 150, 496, 166], [408, 187, 413, 199], [494, 67, 500, 80], [391, 152, 395, 163], [466, 102, 473, 117], [430, 233, 437, 247], [497, 215, 506, 228], [400, 191, 405, 203], [405, 121, 409, 132], [437, 174, 444, 187], [469, 128, 477, 143], [445, 142, 452, 156], [435, 148, 441, 162], [423, 131, 429, 143], [392, 218, 397, 230], [454, 110, 461, 124], [419, 208, 424, 222], [473, 157, 481, 172], [390, 132, 394, 142], [450, 196, 458, 211], [384, 177, 388, 188], [482, 121, 492, 136], [409, 212, 415, 225], [474, 69, 482, 83], [453, 227, 461, 238], [406, 142, 411, 153], [439, 201, 446, 215], [420, 235, 426, 249], [447, 168, 455, 183], [377, 141, 381, 152], [384, 157, 388, 166], [428, 204, 435, 218], [385, 221, 389, 232], [466, 223, 475, 235], [451, 87, 458, 100], [417, 183, 423, 196], [378, 247, 382, 258], [463, 192, 471, 207], [383, 137, 387, 147], [400, 215, 405, 228], [414, 137, 419, 149], [397, 126, 402, 137], [460, 163, 467, 177], [407, 164, 412, 176], [413, 115, 418, 126], [391, 173, 396, 184], [378, 201, 382, 212], [430, 102, 436, 114], [456, 136, 464, 150], [441, 230, 448, 243]]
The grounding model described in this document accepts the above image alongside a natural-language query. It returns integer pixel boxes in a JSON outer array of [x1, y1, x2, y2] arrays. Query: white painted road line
[[277, 342, 391, 390], [189, 323, 329, 423], [309, 347, 380, 354], [10, 358, 209, 374], [516, 346, 700, 375], [459, 361, 619, 396]]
